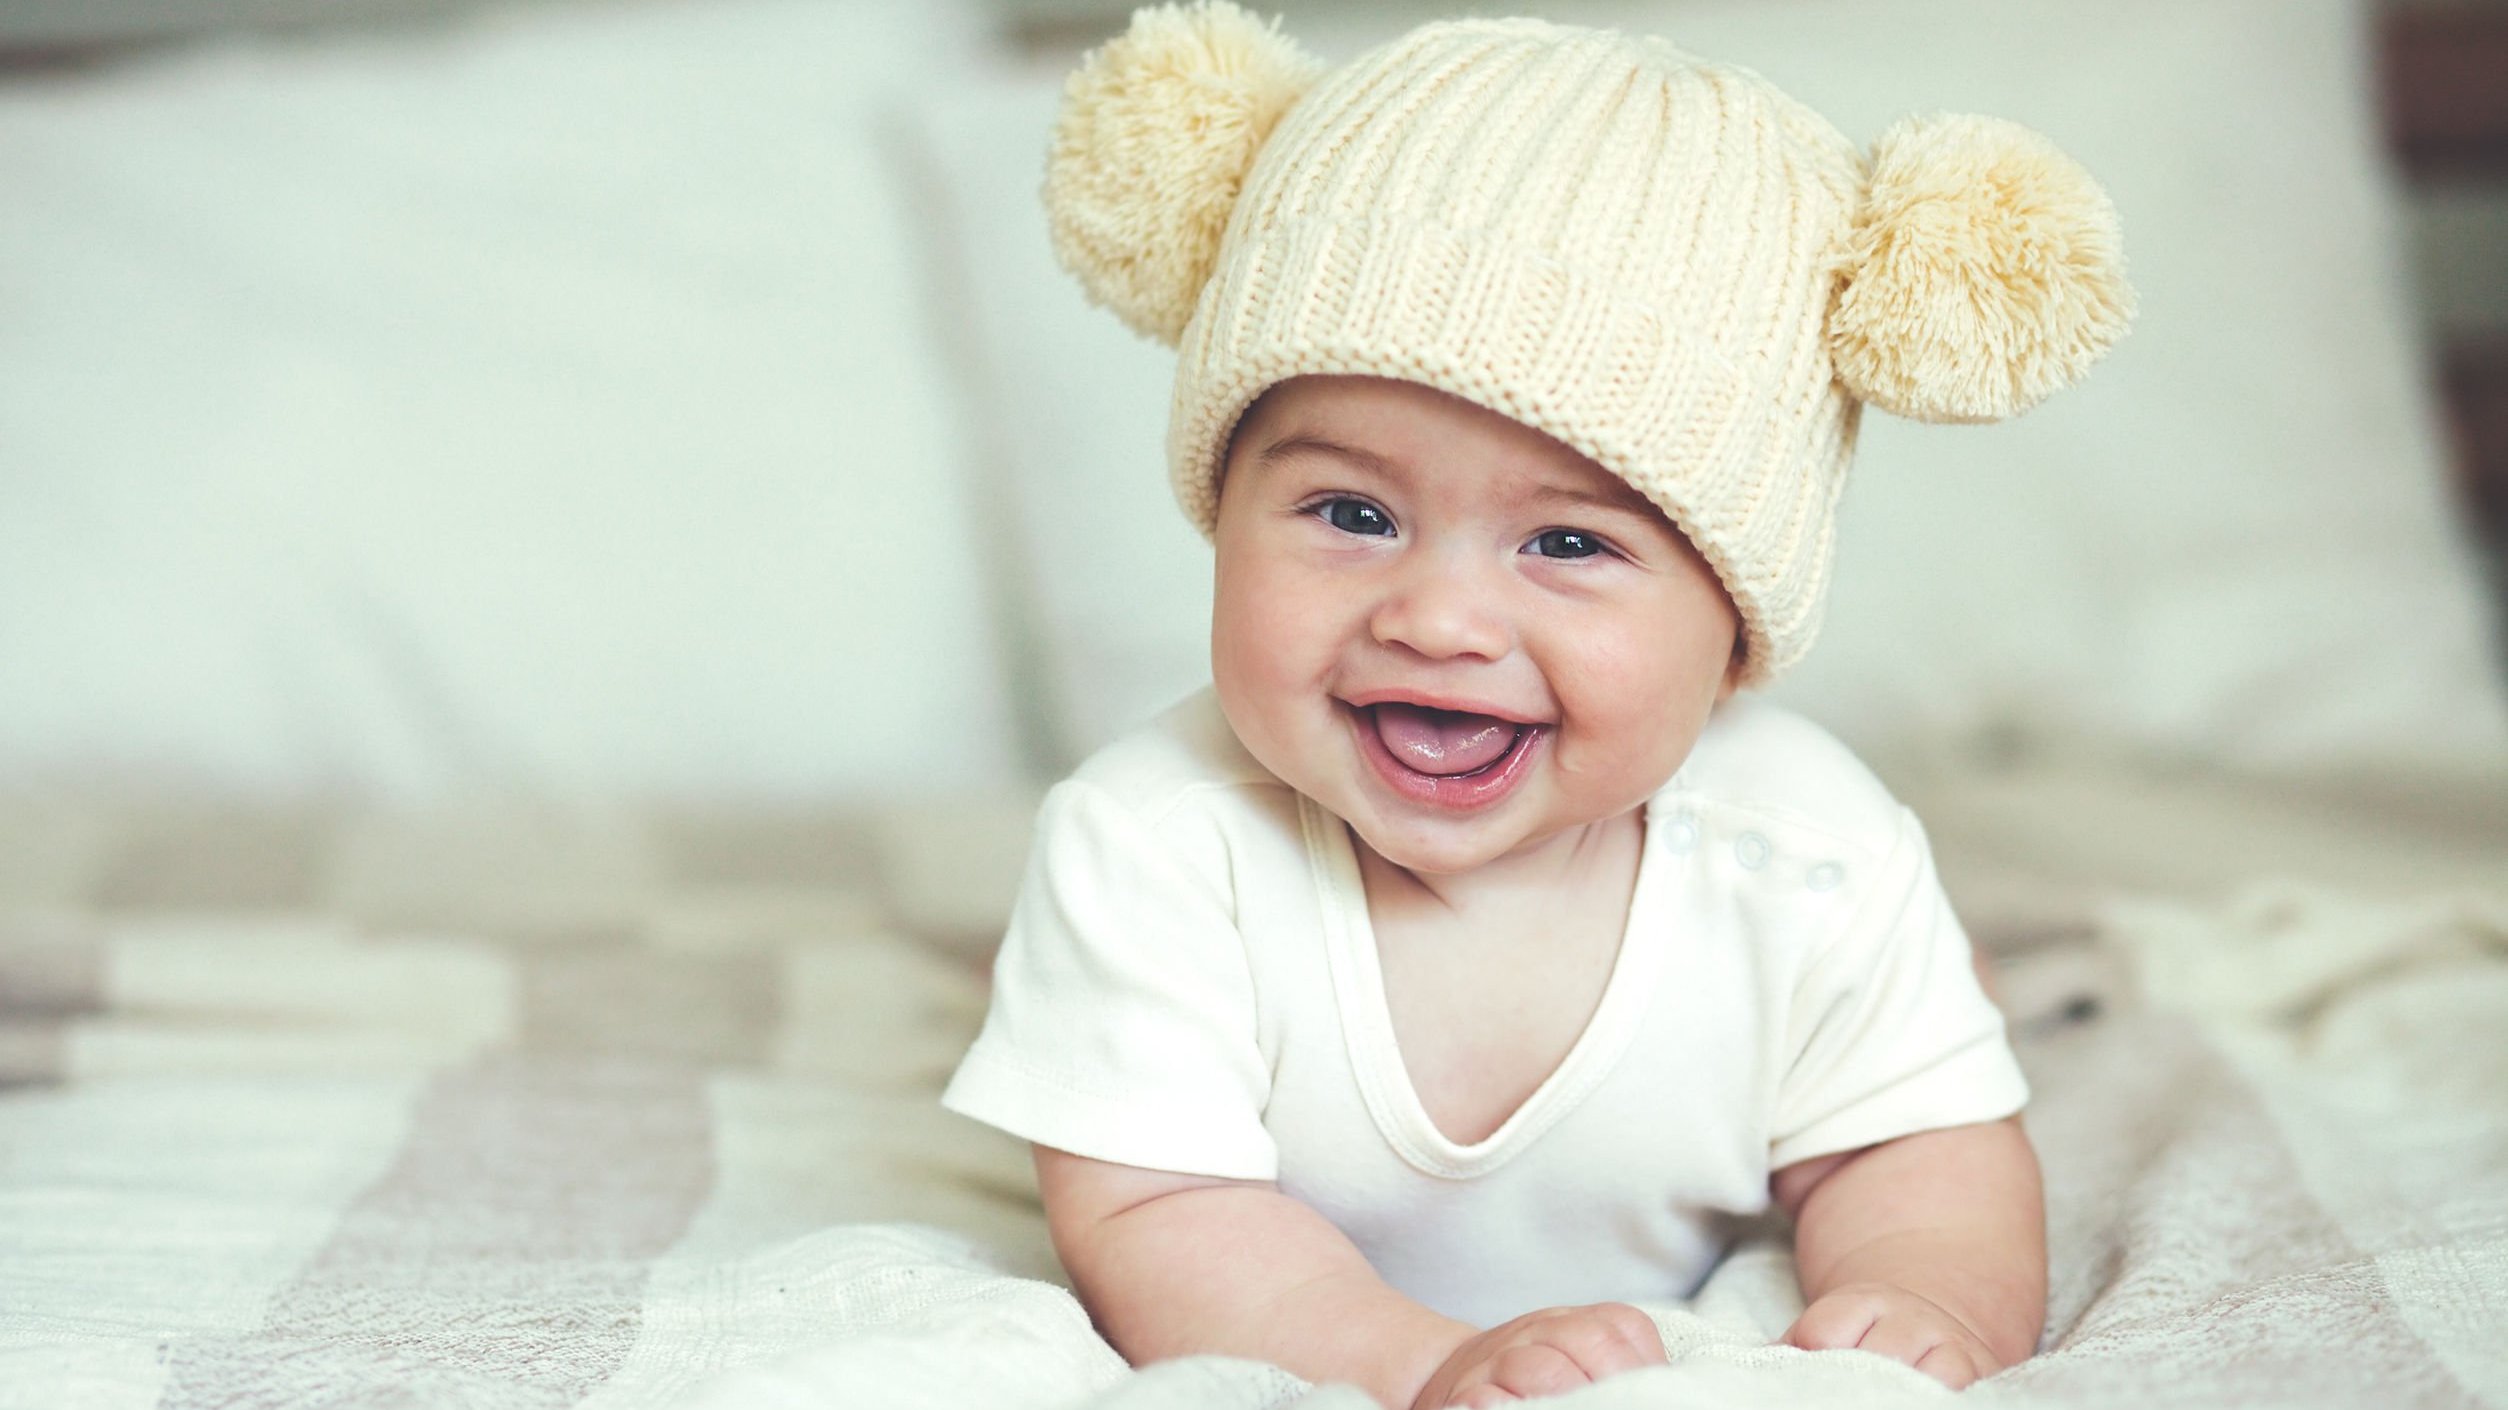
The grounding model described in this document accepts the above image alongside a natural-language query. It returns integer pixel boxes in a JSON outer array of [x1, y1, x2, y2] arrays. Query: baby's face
[[1211, 375, 1742, 876]]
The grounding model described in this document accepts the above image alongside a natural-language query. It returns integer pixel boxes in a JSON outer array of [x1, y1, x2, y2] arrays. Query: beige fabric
[[1, 794, 2502, 1408], [1882, 747, 2508, 943]]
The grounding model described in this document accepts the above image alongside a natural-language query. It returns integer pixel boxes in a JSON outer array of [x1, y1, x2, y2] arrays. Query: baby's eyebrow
[[1525, 480, 1656, 521], [1256, 433, 1404, 480]]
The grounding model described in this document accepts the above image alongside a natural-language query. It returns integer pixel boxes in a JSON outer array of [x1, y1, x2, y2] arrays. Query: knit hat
[[1043, 3, 2134, 684]]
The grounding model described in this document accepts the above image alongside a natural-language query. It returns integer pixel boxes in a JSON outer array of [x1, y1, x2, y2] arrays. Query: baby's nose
[[1367, 558, 1512, 662]]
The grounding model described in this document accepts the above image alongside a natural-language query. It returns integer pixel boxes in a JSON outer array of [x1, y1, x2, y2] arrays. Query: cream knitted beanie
[[1043, 3, 2134, 684]]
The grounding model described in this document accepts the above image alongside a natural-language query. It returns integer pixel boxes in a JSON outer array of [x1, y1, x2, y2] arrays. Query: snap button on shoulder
[[1733, 832, 1771, 870], [1664, 814, 1700, 854], [1806, 861, 1845, 892]]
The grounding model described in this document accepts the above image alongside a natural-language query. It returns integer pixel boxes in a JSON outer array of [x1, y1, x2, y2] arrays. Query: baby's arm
[[1035, 1144, 1475, 1410], [1772, 1116, 2046, 1388]]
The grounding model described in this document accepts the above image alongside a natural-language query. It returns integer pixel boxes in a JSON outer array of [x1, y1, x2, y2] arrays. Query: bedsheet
[[0, 791, 2501, 1409]]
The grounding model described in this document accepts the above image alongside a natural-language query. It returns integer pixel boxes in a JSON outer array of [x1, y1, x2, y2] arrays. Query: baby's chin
[[1341, 802, 1561, 877]]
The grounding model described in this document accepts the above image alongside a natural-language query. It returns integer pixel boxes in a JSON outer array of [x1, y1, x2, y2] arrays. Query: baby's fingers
[[1446, 1387, 1517, 1410], [1914, 1341, 1985, 1390], [1783, 1295, 1880, 1352], [1543, 1308, 1666, 1378], [1488, 1345, 1590, 1399], [1853, 1312, 1948, 1369]]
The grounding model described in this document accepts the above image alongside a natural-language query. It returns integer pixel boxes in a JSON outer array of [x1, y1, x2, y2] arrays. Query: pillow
[[904, 60, 1215, 769], [905, 0, 2508, 778], [0, 0, 1026, 803]]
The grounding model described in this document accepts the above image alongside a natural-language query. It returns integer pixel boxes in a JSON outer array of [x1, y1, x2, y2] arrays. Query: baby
[[942, 6, 2133, 1408]]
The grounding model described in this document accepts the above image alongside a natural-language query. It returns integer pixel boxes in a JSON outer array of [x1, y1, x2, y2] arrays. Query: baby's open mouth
[[1366, 702, 1531, 778]]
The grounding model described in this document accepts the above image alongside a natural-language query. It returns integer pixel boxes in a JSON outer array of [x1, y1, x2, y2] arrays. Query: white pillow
[[905, 62, 1215, 768], [907, 0, 2508, 777], [0, 0, 1025, 803]]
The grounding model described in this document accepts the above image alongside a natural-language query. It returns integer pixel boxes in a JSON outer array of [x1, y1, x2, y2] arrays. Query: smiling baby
[[940, 6, 2133, 1407]]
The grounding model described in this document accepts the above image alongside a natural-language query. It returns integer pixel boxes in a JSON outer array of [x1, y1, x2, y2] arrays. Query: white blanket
[[0, 800, 2501, 1409]]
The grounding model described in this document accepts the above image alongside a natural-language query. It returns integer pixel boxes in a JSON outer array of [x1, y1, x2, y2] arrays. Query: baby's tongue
[[1370, 703, 1518, 776]]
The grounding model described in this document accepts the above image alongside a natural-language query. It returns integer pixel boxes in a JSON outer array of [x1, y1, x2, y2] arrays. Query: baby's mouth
[[1366, 702, 1529, 777]]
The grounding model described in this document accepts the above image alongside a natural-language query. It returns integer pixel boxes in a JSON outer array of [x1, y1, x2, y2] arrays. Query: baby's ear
[[1827, 113, 2137, 424], [1043, 1, 1324, 346]]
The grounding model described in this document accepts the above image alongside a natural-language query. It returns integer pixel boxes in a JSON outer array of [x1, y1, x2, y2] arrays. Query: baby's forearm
[[1059, 1182, 1475, 1410], [1783, 1117, 2046, 1366]]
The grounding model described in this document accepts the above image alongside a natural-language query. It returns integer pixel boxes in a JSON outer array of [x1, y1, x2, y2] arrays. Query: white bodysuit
[[940, 689, 2026, 1327]]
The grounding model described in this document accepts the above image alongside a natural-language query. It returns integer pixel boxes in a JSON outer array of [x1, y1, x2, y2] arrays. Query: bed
[[2, 0, 2505, 1407], [1, 777, 2502, 1409]]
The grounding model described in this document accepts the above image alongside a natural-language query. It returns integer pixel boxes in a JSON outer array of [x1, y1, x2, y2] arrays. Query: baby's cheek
[[1208, 606, 1277, 731], [1213, 568, 1299, 688], [1554, 630, 1670, 724], [1556, 635, 1711, 778], [1211, 559, 1327, 757]]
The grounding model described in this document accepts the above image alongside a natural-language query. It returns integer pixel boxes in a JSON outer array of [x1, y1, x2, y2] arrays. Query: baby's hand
[[1408, 1302, 1666, 1409], [1783, 1282, 2003, 1389]]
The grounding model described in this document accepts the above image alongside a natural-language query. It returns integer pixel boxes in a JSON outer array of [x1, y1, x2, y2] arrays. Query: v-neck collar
[[1299, 794, 1673, 1180]]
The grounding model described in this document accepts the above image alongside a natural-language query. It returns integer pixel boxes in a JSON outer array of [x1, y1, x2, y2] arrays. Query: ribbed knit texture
[[1165, 20, 1868, 684]]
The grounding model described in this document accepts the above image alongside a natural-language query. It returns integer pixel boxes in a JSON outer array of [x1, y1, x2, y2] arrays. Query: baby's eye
[[1526, 528, 1607, 559], [1316, 498, 1394, 536]]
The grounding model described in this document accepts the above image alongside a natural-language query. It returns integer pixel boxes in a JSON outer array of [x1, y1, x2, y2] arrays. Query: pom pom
[[1828, 113, 2136, 423], [1044, 1, 1323, 345]]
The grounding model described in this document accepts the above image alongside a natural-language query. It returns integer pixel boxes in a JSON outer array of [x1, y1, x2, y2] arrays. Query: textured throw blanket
[[0, 801, 2501, 1409]]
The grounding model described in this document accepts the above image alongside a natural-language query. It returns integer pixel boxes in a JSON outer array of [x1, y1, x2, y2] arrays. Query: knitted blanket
[[0, 799, 2500, 1409]]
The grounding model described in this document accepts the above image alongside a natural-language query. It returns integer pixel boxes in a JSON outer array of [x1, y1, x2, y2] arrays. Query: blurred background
[[5, 7, 2504, 1399], [1, 0, 2502, 870]]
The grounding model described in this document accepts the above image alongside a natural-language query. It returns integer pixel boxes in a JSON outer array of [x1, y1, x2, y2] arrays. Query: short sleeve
[[939, 780, 1279, 1181], [1768, 806, 2028, 1170]]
